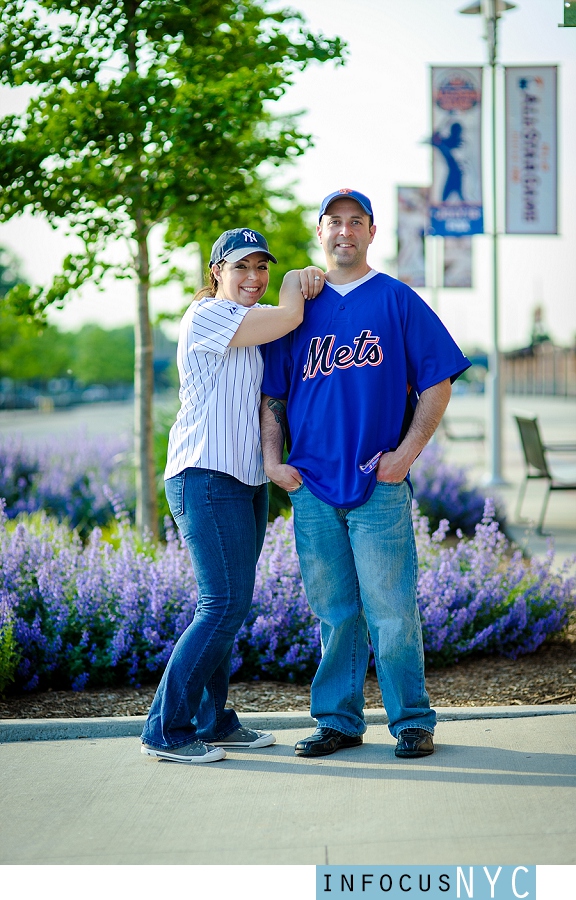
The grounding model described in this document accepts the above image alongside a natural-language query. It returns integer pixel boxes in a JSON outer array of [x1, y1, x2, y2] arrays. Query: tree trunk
[[125, 15, 157, 536], [134, 228, 158, 537]]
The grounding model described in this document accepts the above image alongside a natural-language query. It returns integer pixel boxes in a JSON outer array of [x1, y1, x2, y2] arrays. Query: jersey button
[[339, 304, 345, 310]]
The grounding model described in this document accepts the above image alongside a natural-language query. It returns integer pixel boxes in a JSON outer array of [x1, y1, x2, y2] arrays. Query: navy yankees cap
[[318, 189, 374, 223], [209, 228, 278, 267]]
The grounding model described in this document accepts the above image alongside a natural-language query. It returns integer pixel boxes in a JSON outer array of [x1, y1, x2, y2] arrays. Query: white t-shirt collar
[[324, 268, 379, 296]]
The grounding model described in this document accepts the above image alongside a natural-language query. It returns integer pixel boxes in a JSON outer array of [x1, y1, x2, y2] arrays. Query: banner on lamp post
[[430, 66, 483, 237], [443, 236, 472, 288], [397, 186, 429, 288], [505, 66, 558, 235]]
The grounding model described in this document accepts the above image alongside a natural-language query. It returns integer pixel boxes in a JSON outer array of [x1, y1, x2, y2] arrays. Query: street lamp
[[459, 0, 516, 486]]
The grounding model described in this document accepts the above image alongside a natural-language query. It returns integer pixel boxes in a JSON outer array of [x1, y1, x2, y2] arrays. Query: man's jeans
[[141, 468, 268, 750], [289, 480, 436, 738]]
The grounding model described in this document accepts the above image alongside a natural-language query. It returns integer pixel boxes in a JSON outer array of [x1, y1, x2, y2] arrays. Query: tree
[[0, 316, 74, 381], [0, 246, 22, 298], [0, 247, 75, 381], [73, 324, 135, 384], [0, 0, 344, 535]]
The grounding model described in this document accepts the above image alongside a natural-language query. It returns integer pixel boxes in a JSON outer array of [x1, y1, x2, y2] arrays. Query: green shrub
[[0, 616, 20, 697]]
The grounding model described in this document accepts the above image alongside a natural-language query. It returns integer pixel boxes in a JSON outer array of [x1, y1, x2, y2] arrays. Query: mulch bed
[[1, 627, 575, 719]]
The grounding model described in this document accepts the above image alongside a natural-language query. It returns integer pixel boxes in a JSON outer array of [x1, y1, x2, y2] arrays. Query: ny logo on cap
[[243, 231, 258, 243], [339, 188, 353, 194]]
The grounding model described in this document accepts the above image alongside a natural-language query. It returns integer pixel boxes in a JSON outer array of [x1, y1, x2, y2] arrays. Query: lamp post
[[459, 0, 516, 486]]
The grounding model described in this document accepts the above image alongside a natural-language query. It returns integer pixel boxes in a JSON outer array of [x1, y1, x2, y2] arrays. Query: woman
[[141, 227, 324, 763]]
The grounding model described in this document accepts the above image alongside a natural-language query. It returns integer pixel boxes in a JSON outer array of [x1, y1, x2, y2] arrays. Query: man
[[260, 188, 470, 759]]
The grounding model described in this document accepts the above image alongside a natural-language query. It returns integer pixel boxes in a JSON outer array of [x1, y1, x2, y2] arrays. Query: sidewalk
[[1, 707, 575, 865]]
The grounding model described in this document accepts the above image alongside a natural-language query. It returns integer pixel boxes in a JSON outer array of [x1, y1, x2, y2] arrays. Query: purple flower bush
[[411, 442, 506, 534], [0, 500, 196, 692], [0, 498, 574, 693], [415, 499, 576, 666], [0, 434, 135, 538]]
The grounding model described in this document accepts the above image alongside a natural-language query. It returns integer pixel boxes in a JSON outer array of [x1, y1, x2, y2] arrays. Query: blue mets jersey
[[261, 272, 470, 508]]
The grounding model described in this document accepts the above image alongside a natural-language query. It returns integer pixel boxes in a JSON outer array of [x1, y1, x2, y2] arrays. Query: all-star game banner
[[430, 67, 483, 237], [505, 66, 558, 235], [397, 186, 429, 288]]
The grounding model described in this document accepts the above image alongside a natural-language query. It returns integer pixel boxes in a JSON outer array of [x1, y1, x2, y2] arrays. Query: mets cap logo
[[243, 230, 258, 242], [339, 188, 353, 194]]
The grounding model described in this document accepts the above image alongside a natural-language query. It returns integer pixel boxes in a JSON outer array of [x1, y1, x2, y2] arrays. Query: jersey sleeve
[[399, 284, 471, 394], [185, 299, 250, 355], [260, 333, 293, 401]]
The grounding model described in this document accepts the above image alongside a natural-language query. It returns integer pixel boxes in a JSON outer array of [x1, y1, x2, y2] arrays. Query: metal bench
[[514, 415, 576, 534]]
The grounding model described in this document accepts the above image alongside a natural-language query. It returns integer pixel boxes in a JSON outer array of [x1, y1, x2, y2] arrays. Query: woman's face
[[212, 253, 270, 307]]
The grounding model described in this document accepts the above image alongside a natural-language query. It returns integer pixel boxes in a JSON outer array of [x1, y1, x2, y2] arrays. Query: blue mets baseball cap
[[209, 228, 278, 267], [318, 189, 374, 223]]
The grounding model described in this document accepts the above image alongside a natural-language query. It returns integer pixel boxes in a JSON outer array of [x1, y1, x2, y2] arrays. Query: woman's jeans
[[141, 468, 268, 750], [289, 480, 436, 738]]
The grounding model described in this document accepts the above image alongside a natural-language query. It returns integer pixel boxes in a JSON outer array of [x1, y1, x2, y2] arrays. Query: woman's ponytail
[[193, 268, 219, 301]]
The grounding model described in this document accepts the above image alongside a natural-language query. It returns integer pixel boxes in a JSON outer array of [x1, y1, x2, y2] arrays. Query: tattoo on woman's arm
[[267, 398, 287, 445]]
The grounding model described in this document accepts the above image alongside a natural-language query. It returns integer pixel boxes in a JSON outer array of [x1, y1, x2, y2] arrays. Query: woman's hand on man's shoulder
[[299, 266, 325, 299], [282, 267, 325, 300]]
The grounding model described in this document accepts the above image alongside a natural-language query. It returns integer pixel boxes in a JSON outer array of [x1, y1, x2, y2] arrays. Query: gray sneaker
[[213, 727, 276, 748], [141, 740, 226, 763]]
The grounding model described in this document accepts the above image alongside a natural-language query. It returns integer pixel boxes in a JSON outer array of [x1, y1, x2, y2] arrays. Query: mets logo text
[[303, 330, 383, 380]]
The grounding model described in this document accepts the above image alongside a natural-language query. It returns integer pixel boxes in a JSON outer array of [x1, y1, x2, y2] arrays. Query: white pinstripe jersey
[[164, 297, 266, 485]]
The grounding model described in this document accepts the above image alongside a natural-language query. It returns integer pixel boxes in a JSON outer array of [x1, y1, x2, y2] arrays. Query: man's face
[[316, 198, 376, 269]]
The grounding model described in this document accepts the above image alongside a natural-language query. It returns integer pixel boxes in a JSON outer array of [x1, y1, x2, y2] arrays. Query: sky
[[0, 0, 574, 352]]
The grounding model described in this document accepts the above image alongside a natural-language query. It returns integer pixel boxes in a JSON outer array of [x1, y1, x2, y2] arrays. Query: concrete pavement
[[1, 708, 575, 865]]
